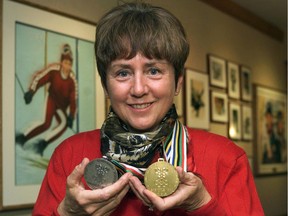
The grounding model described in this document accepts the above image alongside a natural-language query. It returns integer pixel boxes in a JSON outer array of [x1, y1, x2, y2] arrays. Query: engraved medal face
[[84, 158, 118, 190], [144, 158, 179, 197]]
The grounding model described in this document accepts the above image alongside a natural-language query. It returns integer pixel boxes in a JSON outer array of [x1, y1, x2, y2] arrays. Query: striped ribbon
[[163, 120, 188, 172], [105, 120, 188, 179]]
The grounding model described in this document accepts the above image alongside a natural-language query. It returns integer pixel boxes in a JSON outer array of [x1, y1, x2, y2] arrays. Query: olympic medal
[[144, 158, 179, 197], [84, 158, 118, 190]]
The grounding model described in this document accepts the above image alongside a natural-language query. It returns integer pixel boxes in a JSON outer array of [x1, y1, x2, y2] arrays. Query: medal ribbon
[[163, 120, 188, 172], [105, 120, 188, 178]]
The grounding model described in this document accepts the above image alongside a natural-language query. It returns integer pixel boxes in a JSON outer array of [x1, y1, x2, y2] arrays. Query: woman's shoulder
[[66, 129, 101, 141], [186, 127, 245, 157], [55, 129, 101, 156]]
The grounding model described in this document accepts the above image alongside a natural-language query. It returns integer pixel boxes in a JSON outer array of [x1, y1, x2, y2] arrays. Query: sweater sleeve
[[32, 144, 71, 216], [29, 64, 59, 92], [32, 130, 101, 215], [219, 154, 264, 215], [186, 154, 264, 216]]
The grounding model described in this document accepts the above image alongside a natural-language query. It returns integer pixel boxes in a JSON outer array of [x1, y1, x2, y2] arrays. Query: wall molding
[[200, 0, 284, 42]]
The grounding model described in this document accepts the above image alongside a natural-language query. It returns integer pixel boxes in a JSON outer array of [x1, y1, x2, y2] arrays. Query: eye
[[149, 67, 160, 76], [117, 70, 129, 78]]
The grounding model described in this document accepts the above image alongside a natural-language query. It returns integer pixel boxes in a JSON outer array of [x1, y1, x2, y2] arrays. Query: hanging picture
[[254, 85, 287, 176], [228, 102, 241, 140], [240, 66, 252, 101], [2, 1, 105, 208], [185, 69, 209, 129], [210, 91, 228, 123], [242, 105, 253, 140], [227, 62, 240, 99], [208, 54, 227, 88]]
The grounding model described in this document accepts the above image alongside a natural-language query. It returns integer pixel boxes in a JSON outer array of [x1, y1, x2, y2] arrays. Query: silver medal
[[84, 158, 118, 189]]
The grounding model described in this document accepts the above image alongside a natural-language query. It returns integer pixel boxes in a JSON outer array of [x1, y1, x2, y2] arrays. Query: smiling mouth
[[131, 103, 152, 109]]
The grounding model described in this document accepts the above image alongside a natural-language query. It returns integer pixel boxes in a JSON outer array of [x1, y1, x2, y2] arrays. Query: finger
[[129, 176, 151, 206], [142, 189, 172, 211], [86, 172, 132, 202], [176, 166, 185, 181], [141, 168, 190, 211], [101, 185, 130, 215], [67, 158, 90, 188], [89, 181, 131, 215]]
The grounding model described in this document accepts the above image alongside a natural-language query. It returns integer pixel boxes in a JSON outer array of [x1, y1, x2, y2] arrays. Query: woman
[[33, 3, 264, 215]]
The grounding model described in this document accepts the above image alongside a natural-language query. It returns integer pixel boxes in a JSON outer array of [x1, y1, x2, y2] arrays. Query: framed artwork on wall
[[242, 105, 253, 140], [228, 102, 241, 140], [2, 1, 105, 208], [210, 91, 228, 123], [254, 85, 287, 176], [208, 54, 227, 88], [184, 69, 209, 129], [240, 66, 252, 101], [227, 62, 240, 99]]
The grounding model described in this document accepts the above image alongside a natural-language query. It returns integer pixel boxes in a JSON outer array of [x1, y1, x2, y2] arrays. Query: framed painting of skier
[[2, 0, 105, 208]]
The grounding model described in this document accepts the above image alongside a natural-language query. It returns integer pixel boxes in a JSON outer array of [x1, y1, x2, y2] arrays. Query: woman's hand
[[58, 158, 131, 216], [129, 166, 211, 212]]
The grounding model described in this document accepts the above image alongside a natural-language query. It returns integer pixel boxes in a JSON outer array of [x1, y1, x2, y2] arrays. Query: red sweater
[[33, 128, 264, 215]]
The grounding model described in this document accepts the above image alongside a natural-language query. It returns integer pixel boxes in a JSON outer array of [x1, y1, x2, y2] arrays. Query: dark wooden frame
[[207, 54, 227, 89], [210, 90, 228, 123]]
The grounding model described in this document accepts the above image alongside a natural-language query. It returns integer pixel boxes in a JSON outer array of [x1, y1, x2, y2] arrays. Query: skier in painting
[[16, 44, 78, 156]]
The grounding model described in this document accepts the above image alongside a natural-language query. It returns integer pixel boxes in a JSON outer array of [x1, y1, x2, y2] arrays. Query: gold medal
[[144, 158, 179, 197]]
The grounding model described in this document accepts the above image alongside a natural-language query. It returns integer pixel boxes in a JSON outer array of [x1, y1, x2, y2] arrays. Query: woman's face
[[105, 53, 183, 132]]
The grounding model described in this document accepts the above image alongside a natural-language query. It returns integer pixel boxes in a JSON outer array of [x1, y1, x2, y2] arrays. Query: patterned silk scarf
[[100, 105, 188, 178]]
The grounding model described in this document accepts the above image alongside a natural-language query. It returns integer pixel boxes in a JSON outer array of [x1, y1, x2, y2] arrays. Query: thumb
[[67, 158, 89, 188], [176, 167, 202, 186], [176, 166, 195, 185], [176, 166, 186, 182]]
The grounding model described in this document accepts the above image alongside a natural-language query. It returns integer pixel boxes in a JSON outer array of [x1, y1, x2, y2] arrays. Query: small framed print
[[227, 62, 240, 99], [228, 103, 241, 140], [240, 66, 252, 101], [210, 91, 228, 123], [185, 69, 209, 129], [208, 54, 227, 88], [242, 105, 253, 140]]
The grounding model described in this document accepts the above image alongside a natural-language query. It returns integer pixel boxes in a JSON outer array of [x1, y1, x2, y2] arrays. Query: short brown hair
[[95, 3, 189, 88]]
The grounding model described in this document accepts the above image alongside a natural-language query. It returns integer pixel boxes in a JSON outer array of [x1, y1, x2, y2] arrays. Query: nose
[[131, 73, 148, 97]]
